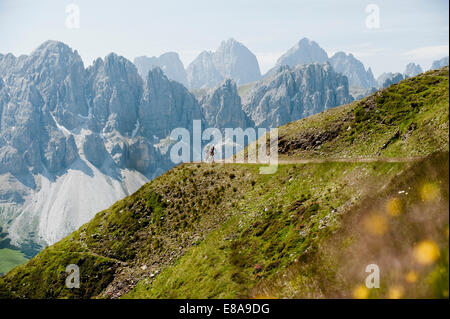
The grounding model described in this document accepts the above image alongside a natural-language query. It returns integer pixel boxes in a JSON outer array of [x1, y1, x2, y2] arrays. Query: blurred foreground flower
[[353, 285, 369, 299], [386, 197, 402, 216], [388, 286, 404, 299], [413, 240, 440, 265], [420, 183, 439, 202], [364, 214, 388, 236], [405, 271, 418, 283]]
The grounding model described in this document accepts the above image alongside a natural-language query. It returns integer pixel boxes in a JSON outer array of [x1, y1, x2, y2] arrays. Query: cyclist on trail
[[209, 145, 215, 163], [204, 145, 216, 163]]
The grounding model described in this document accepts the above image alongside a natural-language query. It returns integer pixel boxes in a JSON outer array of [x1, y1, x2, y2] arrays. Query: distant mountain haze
[[186, 38, 261, 89], [431, 56, 449, 70], [133, 52, 188, 87], [266, 38, 376, 90]]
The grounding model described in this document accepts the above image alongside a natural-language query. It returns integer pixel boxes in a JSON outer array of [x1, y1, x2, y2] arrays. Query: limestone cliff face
[[198, 79, 253, 129], [187, 38, 261, 89], [329, 52, 377, 88], [243, 63, 353, 128], [139, 67, 204, 139], [87, 53, 142, 135], [0, 41, 86, 176]]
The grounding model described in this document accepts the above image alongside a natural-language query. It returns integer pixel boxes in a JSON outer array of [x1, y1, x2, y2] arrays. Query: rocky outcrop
[[243, 63, 353, 128], [83, 133, 108, 167], [140, 67, 204, 139], [134, 52, 188, 87], [329, 52, 377, 88], [275, 38, 328, 69], [0, 41, 87, 174], [186, 38, 261, 89], [186, 51, 224, 90], [212, 39, 261, 86], [377, 72, 404, 88], [271, 39, 377, 90], [431, 56, 449, 70], [404, 62, 423, 78], [198, 79, 253, 129], [86, 53, 142, 135]]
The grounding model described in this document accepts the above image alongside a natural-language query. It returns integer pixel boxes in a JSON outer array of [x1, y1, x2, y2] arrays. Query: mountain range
[[0, 39, 353, 257]]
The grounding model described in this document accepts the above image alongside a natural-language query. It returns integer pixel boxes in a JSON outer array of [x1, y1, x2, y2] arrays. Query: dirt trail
[[194, 156, 425, 165]]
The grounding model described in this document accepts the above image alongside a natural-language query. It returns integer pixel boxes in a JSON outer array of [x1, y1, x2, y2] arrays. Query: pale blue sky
[[0, 0, 448, 76]]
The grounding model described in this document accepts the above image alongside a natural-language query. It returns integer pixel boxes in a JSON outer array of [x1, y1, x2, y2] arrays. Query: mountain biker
[[209, 146, 215, 163]]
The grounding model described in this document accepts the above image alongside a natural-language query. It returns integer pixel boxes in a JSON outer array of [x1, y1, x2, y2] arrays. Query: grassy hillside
[[0, 249, 28, 276], [273, 67, 449, 160], [0, 68, 448, 299]]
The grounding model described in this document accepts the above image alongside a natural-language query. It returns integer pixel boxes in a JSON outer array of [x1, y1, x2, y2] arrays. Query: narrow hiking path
[[194, 156, 425, 165]]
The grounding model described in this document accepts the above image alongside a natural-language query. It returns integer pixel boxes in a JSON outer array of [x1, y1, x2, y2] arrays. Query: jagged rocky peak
[[23, 40, 89, 130], [212, 38, 261, 86], [186, 38, 261, 89], [198, 79, 252, 129], [329, 51, 377, 88], [275, 38, 329, 68], [133, 52, 188, 87], [431, 56, 449, 70], [186, 51, 223, 89], [87, 52, 142, 135], [140, 66, 203, 139], [404, 62, 423, 77], [243, 62, 353, 128], [0, 53, 19, 76], [0, 40, 88, 176]]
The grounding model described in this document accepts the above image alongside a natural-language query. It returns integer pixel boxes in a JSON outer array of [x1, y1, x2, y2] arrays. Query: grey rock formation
[[275, 38, 328, 68], [329, 52, 377, 88], [87, 53, 142, 135], [198, 79, 253, 129], [212, 39, 261, 86], [243, 63, 353, 128], [431, 56, 449, 70], [186, 38, 261, 89], [403, 63, 423, 77], [186, 51, 224, 90], [83, 133, 108, 167], [0, 41, 87, 175], [377, 72, 404, 88], [128, 137, 159, 174], [134, 52, 188, 87], [270, 38, 379, 92], [140, 67, 204, 139]]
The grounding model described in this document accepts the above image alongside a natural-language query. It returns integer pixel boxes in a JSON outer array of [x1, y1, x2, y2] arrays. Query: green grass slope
[[272, 67, 448, 160], [0, 68, 448, 299], [0, 249, 28, 276]]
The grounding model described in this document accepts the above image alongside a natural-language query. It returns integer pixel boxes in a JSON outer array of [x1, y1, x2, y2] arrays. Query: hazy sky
[[0, 0, 448, 77]]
